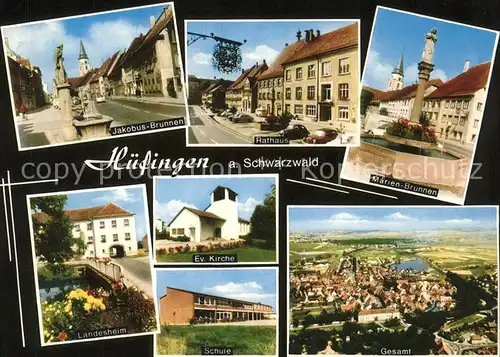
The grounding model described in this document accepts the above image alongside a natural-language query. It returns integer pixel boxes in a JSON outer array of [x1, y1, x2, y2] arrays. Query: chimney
[[316, 30, 320, 38], [263, 59, 266, 65], [285, 43, 289, 47], [463, 60, 470, 72], [241, 68, 244, 74], [149, 16, 156, 28], [296, 30, 302, 41], [309, 29, 314, 40], [304, 30, 310, 42]]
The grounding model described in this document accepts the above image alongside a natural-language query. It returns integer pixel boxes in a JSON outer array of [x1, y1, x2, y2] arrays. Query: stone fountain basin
[[383, 133, 437, 149], [73, 116, 113, 139]]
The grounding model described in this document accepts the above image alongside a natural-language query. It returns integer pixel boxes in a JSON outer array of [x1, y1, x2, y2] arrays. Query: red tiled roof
[[67, 69, 98, 89], [258, 41, 307, 80], [185, 207, 225, 221], [33, 202, 133, 223], [362, 86, 385, 101], [377, 79, 443, 102], [426, 62, 490, 99], [231, 63, 268, 90], [283, 23, 358, 65]]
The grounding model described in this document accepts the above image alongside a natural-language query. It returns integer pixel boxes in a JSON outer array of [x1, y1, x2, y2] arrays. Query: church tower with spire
[[387, 51, 404, 91], [78, 40, 90, 77]]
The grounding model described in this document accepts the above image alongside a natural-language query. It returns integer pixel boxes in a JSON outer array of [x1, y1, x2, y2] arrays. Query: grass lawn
[[156, 246, 276, 263], [157, 325, 276, 355], [444, 314, 484, 331]]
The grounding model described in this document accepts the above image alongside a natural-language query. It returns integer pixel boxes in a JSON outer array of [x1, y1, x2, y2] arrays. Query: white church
[[167, 186, 251, 243]]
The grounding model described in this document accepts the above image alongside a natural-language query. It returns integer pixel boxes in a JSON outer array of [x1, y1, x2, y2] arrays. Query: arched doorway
[[109, 244, 125, 258]]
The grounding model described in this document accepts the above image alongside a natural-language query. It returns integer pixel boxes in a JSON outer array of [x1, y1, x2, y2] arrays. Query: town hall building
[[167, 186, 251, 243]]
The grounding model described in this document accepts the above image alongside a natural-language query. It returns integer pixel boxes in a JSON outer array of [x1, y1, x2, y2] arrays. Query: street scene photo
[[342, 7, 498, 204], [156, 268, 278, 355], [186, 20, 360, 146], [288, 206, 498, 355], [154, 175, 277, 264], [27, 185, 158, 345], [2, 2, 187, 150]]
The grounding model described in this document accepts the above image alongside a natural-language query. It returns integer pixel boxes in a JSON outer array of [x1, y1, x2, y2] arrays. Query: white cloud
[[364, 50, 393, 89], [93, 187, 137, 203], [331, 212, 359, 220], [3, 19, 148, 91], [443, 218, 475, 225], [385, 212, 411, 220], [203, 281, 274, 303], [405, 63, 447, 86], [237, 197, 261, 218], [155, 199, 197, 224], [242, 44, 279, 68], [192, 52, 212, 65]]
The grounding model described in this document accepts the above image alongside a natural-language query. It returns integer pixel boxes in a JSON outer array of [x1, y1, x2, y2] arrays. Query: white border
[[26, 183, 161, 347], [1, 2, 190, 152], [286, 204, 500, 357], [152, 173, 279, 265], [183, 19, 361, 148], [340, 5, 500, 205], [154, 266, 279, 357]]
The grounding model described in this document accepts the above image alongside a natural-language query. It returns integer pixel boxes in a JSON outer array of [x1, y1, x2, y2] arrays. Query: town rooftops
[[238, 217, 250, 224], [161, 286, 273, 308], [358, 308, 398, 315], [426, 62, 491, 99], [68, 69, 98, 89], [258, 40, 306, 80], [33, 202, 134, 223], [227, 62, 268, 91], [377, 79, 443, 102], [282, 23, 358, 65], [362, 86, 386, 101]]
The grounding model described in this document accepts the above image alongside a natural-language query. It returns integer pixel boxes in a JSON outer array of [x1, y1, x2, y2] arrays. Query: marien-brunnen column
[[410, 28, 438, 123]]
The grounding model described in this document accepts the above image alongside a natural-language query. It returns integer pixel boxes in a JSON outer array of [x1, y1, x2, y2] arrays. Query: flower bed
[[385, 118, 437, 144], [41, 282, 156, 343], [156, 240, 245, 256]]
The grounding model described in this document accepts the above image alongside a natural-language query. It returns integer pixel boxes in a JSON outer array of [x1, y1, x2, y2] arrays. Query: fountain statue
[[73, 97, 113, 139], [53, 44, 77, 141]]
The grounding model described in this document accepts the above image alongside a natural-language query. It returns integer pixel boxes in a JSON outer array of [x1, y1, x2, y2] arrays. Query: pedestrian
[[135, 88, 140, 98], [19, 104, 28, 120]]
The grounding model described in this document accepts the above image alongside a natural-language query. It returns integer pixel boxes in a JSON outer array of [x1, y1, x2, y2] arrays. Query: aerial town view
[[2, 2, 187, 150], [342, 7, 498, 204], [186, 20, 360, 146], [288, 206, 498, 355]]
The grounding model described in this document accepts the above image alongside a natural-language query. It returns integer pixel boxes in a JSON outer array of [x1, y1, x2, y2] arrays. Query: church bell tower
[[387, 51, 404, 91], [78, 40, 90, 77]]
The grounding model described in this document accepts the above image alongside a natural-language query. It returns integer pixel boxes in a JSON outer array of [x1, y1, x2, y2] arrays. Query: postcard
[[26, 185, 159, 345], [1, 2, 188, 151], [155, 267, 278, 356], [288, 205, 499, 355], [341, 6, 499, 204], [185, 20, 360, 147], [154, 174, 278, 265]]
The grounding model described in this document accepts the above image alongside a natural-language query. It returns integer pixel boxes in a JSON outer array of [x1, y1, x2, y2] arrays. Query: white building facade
[[167, 186, 251, 243], [68, 203, 139, 258]]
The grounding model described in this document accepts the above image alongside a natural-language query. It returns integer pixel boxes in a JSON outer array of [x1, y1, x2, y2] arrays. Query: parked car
[[255, 107, 267, 117], [96, 95, 106, 103], [304, 128, 339, 144], [231, 113, 254, 123], [52, 98, 60, 109], [279, 124, 310, 140]]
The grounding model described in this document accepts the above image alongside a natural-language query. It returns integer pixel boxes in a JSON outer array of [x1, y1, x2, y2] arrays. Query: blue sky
[[155, 176, 275, 223], [289, 206, 498, 232], [62, 186, 148, 240], [363, 7, 498, 90], [187, 20, 356, 80], [156, 269, 277, 311], [2, 3, 171, 92]]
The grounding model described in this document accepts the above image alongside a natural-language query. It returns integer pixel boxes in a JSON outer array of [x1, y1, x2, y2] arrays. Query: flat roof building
[[159, 287, 273, 325]]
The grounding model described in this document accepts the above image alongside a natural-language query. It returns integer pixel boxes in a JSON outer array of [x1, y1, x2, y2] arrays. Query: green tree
[[249, 184, 276, 248], [31, 195, 82, 266], [360, 89, 374, 115]]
